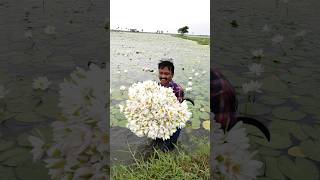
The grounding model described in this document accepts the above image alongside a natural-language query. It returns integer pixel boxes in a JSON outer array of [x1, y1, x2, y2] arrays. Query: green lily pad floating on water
[[258, 146, 282, 157], [191, 119, 201, 129], [258, 95, 287, 106], [268, 120, 308, 141], [301, 124, 320, 140], [264, 156, 286, 180], [278, 73, 303, 84], [278, 156, 319, 180], [300, 139, 320, 161], [15, 161, 50, 180], [0, 110, 17, 124], [0, 166, 16, 180], [289, 67, 314, 77], [200, 112, 209, 120], [272, 106, 306, 121], [288, 146, 305, 158], [117, 120, 128, 128], [0, 147, 29, 163], [292, 96, 319, 108], [0, 140, 15, 152], [290, 82, 319, 96], [250, 133, 291, 149], [239, 103, 271, 116], [17, 133, 32, 147], [15, 112, 46, 123], [261, 76, 288, 93], [2, 148, 32, 167]]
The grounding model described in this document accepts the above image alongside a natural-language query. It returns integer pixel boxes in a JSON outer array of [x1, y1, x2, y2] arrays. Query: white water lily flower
[[271, 34, 284, 44], [28, 136, 45, 162], [248, 63, 264, 76], [122, 80, 192, 140], [188, 77, 192, 80], [119, 104, 124, 112], [225, 121, 250, 150], [188, 81, 193, 86], [0, 85, 9, 99], [120, 85, 126, 91], [124, 69, 128, 73], [194, 72, 199, 76], [25, 30, 32, 39], [117, 71, 121, 74], [251, 49, 264, 58], [192, 69, 195, 72], [44, 25, 56, 35], [32, 76, 51, 90], [186, 87, 192, 92], [202, 70, 206, 74], [242, 81, 262, 94]]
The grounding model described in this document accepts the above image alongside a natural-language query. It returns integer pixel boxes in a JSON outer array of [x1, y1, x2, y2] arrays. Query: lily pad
[[272, 106, 306, 121], [0, 147, 29, 162], [292, 96, 319, 108], [0, 140, 15, 152], [202, 120, 210, 130], [301, 124, 320, 140], [17, 133, 32, 147], [0, 166, 16, 180], [0, 111, 17, 124], [118, 120, 127, 128], [278, 156, 319, 180], [15, 161, 50, 180], [269, 120, 308, 141], [258, 95, 287, 106], [200, 112, 209, 120], [264, 156, 286, 180], [278, 73, 303, 84], [239, 103, 271, 116], [300, 139, 320, 161], [258, 147, 282, 156], [2, 148, 32, 167], [288, 146, 305, 158], [262, 76, 288, 93], [15, 112, 45, 123], [191, 119, 201, 129], [250, 133, 291, 149]]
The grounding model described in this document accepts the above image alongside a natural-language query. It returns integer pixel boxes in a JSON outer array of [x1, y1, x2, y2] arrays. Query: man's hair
[[158, 60, 174, 74]]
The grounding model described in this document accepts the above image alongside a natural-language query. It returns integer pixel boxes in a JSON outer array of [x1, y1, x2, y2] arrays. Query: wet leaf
[[278, 156, 319, 180], [288, 146, 305, 158], [300, 139, 320, 161], [272, 106, 306, 121], [264, 156, 286, 180]]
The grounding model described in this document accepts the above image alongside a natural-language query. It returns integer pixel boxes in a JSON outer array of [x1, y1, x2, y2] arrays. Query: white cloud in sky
[[111, 0, 210, 35]]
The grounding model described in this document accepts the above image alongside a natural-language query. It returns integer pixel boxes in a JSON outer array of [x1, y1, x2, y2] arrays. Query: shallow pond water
[[110, 31, 210, 165]]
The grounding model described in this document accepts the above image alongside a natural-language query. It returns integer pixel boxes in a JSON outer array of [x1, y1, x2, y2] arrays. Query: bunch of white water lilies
[[211, 113, 263, 180], [28, 64, 108, 180], [120, 80, 192, 140]]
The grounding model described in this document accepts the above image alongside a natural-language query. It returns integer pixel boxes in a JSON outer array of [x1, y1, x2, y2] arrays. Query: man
[[154, 60, 184, 151]]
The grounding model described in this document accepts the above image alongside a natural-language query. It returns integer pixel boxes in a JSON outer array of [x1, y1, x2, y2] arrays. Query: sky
[[110, 0, 210, 35]]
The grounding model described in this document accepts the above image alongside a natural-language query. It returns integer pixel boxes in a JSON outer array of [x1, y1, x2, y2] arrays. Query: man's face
[[159, 67, 173, 86]]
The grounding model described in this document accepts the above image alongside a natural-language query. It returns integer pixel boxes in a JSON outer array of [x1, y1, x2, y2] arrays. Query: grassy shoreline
[[173, 34, 210, 45], [111, 138, 210, 180]]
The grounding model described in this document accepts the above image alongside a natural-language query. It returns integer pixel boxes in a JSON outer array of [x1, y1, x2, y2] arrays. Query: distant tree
[[178, 26, 189, 35]]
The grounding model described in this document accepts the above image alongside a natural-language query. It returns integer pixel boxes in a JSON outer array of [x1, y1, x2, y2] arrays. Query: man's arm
[[175, 85, 184, 103]]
